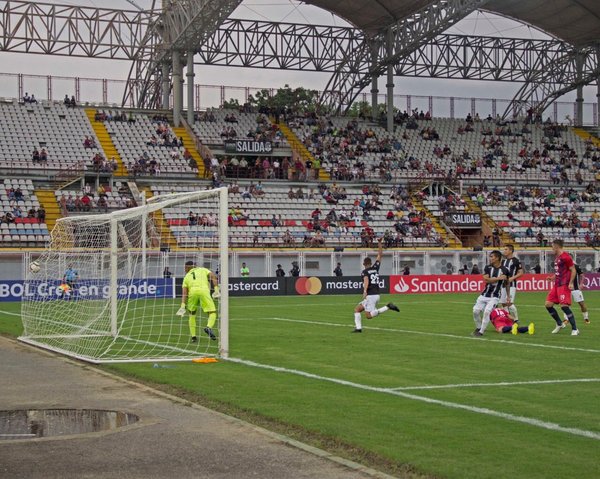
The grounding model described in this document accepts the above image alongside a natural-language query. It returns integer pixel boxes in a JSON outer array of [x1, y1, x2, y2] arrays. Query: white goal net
[[19, 187, 229, 363]]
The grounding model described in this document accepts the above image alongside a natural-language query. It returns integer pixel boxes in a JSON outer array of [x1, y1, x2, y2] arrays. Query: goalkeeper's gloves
[[176, 303, 186, 316], [212, 286, 220, 299]]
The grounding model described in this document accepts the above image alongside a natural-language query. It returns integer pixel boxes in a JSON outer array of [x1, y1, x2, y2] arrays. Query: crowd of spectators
[[469, 182, 600, 246], [59, 183, 134, 215], [1, 187, 46, 225]]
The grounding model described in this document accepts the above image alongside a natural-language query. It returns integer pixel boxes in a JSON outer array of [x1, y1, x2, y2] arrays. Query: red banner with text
[[389, 274, 554, 295]]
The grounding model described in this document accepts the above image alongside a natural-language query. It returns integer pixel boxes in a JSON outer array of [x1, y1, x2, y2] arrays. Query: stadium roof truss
[[0, 0, 598, 115]]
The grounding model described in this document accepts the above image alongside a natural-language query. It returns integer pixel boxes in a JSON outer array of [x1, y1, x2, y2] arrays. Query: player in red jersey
[[490, 307, 534, 335], [545, 239, 579, 336]]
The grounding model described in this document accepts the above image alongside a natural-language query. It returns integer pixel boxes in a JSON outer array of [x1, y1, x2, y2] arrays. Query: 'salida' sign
[[224, 140, 273, 155], [443, 213, 482, 228]]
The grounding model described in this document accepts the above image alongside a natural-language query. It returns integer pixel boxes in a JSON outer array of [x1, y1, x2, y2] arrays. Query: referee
[[176, 260, 220, 342]]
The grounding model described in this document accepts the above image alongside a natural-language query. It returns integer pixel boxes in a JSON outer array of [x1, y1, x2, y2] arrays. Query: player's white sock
[[354, 312, 362, 330], [377, 306, 389, 314], [473, 310, 482, 329], [480, 314, 490, 334], [508, 305, 518, 322], [583, 311, 589, 320], [370, 310, 379, 318]]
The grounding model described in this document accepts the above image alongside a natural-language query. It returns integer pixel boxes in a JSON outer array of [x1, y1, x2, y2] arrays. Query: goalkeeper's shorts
[[187, 292, 216, 314]]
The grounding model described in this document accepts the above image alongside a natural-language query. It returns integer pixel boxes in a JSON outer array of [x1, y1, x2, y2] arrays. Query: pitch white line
[[259, 317, 600, 354], [390, 378, 600, 391], [227, 357, 600, 441]]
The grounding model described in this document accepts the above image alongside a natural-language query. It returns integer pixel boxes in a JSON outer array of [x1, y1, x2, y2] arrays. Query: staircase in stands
[[35, 189, 61, 232], [573, 127, 600, 148], [410, 190, 462, 248], [84, 109, 127, 176], [462, 195, 512, 245], [172, 126, 206, 178], [143, 188, 178, 250], [276, 121, 330, 181]]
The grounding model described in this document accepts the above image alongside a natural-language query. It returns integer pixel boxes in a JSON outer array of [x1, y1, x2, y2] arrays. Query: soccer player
[[63, 264, 78, 288], [563, 263, 590, 325], [500, 244, 523, 321], [490, 307, 534, 335], [472, 250, 510, 337], [176, 260, 220, 342], [545, 239, 579, 335], [352, 238, 399, 333]]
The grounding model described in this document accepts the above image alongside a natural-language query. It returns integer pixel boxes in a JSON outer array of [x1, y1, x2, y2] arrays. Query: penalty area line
[[227, 357, 600, 441], [256, 317, 600, 354]]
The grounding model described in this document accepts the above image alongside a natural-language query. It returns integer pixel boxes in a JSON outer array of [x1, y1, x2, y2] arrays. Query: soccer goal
[[19, 187, 229, 363]]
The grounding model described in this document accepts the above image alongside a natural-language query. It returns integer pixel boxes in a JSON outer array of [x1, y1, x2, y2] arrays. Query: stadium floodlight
[[19, 188, 229, 363]]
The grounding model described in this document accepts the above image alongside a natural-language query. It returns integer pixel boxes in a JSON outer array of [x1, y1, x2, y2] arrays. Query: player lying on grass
[[490, 307, 534, 335], [176, 260, 220, 342], [56, 282, 72, 300], [352, 237, 399, 333]]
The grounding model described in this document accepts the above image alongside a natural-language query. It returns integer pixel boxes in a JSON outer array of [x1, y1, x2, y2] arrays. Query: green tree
[[222, 98, 241, 109], [247, 85, 320, 114]]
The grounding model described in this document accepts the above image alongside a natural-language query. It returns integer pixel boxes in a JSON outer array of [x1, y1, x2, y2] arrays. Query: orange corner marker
[[192, 357, 219, 364]]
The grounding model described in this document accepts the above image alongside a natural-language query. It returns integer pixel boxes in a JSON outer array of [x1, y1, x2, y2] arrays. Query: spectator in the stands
[[98, 195, 108, 213], [275, 264, 285, 277], [282, 230, 294, 246], [471, 264, 481, 275], [83, 136, 95, 148], [37, 206, 46, 223], [80, 194, 92, 211], [32, 148, 40, 162], [40, 148, 48, 162]]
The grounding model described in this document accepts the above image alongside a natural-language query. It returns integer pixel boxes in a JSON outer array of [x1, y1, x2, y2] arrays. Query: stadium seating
[[0, 100, 103, 173], [475, 187, 600, 247], [290, 115, 598, 184], [100, 112, 198, 177], [150, 183, 444, 248], [1, 178, 50, 246], [193, 109, 287, 147], [53, 181, 136, 214]]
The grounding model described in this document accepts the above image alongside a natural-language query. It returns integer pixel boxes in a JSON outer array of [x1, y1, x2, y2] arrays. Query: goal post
[[19, 187, 229, 363]]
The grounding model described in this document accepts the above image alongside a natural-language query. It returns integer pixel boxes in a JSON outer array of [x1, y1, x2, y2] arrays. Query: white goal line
[[227, 356, 600, 441]]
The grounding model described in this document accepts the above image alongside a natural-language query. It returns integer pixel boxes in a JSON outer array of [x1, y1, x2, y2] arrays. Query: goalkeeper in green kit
[[176, 260, 220, 342]]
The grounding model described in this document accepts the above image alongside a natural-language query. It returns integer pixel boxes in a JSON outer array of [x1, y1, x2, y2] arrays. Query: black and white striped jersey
[[481, 265, 510, 298], [502, 257, 522, 288], [573, 264, 583, 290]]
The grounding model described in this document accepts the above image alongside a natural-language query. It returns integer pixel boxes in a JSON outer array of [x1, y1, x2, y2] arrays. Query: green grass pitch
[[1, 292, 600, 478]]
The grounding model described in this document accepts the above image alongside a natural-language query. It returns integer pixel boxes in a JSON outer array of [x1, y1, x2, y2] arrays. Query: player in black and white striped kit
[[563, 264, 590, 325], [472, 250, 511, 336], [500, 244, 524, 322]]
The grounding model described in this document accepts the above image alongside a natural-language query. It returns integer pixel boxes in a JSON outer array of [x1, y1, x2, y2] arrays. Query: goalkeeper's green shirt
[[183, 267, 211, 293]]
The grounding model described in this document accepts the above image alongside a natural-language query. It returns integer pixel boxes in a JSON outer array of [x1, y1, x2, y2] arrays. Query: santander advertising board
[[390, 274, 553, 294]]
